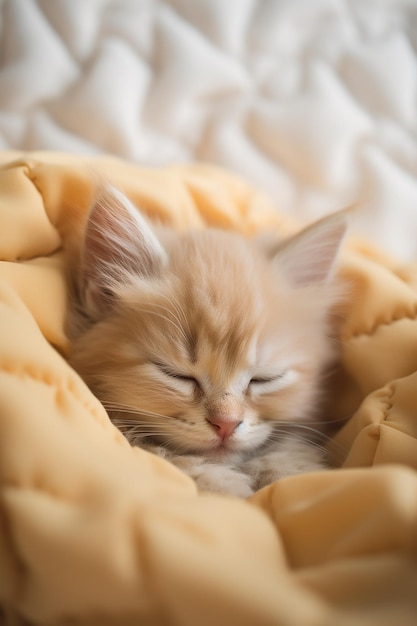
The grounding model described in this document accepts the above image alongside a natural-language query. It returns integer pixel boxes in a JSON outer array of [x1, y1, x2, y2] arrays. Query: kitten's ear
[[81, 186, 166, 318], [273, 210, 349, 287]]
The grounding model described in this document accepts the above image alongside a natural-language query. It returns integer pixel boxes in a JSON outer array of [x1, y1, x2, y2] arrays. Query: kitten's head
[[69, 187, 348, 461]]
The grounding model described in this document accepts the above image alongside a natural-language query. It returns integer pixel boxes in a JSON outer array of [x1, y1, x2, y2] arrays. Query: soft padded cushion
[[1, 152, 417, 626]]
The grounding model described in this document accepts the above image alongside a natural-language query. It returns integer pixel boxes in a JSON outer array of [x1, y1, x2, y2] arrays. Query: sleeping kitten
[[67, 187, 348, 497]]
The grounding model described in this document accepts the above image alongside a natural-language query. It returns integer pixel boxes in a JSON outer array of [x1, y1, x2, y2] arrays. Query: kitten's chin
[[202, 446, 243, 463], [198, 438, 266, 463]]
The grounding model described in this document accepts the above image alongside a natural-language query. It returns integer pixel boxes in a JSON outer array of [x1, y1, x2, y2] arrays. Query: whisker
[[114, 423, 176, 432], [274, 422, 336, 441], [269, 427, 348, 458], [278, 416, 349, 427], [103, 403, 174, 420], [283, 423, 349, 454], [268, 432, 334, 459]]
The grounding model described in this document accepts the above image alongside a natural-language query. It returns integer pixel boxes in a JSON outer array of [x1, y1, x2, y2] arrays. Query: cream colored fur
[[68, 188, 348, 496]]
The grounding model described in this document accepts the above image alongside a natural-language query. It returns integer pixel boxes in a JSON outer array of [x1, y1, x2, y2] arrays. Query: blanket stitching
[[0, 362, 119, 434], [345, 306, 417, 340], [381, 385, 395, 423]]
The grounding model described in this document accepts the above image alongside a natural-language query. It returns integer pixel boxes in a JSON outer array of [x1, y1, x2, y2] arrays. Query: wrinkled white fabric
[[0, 0, 416, 258]]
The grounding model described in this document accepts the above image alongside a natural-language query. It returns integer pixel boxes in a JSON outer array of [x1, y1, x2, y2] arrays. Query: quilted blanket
[[1, 151, 417, 626]]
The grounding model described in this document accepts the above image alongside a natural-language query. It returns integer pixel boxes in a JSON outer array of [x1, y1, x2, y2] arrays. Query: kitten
[[67, 187, 348, 497]]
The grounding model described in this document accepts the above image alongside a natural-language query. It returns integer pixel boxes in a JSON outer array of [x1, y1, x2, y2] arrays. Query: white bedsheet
[[0, 0, 416, 259]]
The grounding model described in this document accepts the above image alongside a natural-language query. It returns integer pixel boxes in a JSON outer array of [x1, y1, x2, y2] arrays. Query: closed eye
[[250, 374, 284, 385], [249, 371, 295, 393], [168, 373, 197, 383], [153, 362, 199, 386]]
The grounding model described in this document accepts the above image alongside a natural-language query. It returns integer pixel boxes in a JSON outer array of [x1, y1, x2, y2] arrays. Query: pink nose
[[206, 417, 242, 440]]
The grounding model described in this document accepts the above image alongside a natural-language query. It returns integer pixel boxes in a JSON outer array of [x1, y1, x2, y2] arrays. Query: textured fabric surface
[[0, 152, 417, 625], [0, 0, 417, 259]]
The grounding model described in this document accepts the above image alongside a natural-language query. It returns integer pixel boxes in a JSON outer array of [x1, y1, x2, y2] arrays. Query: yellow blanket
[[1, 152, 416, 626]]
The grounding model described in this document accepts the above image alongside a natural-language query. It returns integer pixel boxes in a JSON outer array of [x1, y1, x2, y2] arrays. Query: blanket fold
[[1, 152, 416, 626]]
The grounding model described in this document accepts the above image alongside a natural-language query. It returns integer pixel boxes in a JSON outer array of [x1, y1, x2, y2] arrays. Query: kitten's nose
[[206, 417, 242, 440]]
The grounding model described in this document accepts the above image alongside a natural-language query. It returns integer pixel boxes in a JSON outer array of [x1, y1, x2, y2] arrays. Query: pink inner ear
[[277, 212, 348, 287], [81, 187, 166, 316], [83, 200, 115, 283], [83, 195, 128, 298]]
